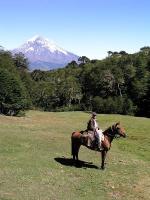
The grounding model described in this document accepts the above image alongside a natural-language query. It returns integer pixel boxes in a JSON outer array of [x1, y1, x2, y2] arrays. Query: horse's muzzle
[[123, 133, 127, 138]]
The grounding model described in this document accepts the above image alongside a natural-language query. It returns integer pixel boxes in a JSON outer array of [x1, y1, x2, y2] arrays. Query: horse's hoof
[[101, 166, 105, 170]]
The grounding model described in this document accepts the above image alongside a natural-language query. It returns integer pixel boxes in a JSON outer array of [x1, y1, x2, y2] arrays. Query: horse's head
[[112, 122, 127, 138]]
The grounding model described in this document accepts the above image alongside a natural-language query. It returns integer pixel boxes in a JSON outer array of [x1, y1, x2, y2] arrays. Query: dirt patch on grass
[[132, 177, 150, 199]]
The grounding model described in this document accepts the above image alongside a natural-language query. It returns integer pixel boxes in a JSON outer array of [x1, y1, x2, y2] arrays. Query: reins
[[104, 126, 120, 138]]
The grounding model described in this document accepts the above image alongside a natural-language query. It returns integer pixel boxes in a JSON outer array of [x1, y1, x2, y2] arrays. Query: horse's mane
[[103, 126, 113, 135]]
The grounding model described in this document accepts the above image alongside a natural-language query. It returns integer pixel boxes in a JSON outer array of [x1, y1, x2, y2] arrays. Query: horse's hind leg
[[73, 143, 80, 161], [75, 144, 81, 161], [71, 139, 80, 161], [72, 149, 76, 163], [72, 150, 78, 163]]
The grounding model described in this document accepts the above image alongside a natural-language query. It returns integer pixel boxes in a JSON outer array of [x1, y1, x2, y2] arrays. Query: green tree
[[13, 52, 29, 71], [78, 56, 90, 64], [0, 68, 29, 115], [31, 81, 57, 110], [58, 76, 82, 108]]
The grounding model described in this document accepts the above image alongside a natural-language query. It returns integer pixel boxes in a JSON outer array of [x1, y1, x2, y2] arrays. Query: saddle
[[80, 130, 99, 150]]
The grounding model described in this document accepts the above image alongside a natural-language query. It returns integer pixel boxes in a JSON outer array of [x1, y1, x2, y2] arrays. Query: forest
[[0, 46, 150, 117]]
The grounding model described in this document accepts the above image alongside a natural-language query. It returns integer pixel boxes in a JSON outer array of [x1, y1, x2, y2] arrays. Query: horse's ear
[[116, 122, 120, 126], [112, 124, 115, 129]]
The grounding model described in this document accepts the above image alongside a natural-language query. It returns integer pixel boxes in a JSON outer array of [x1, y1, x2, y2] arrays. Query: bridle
[[104, 125, 121, 139]]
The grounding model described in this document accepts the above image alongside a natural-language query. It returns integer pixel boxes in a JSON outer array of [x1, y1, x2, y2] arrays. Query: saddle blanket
[[97, 129, 104, 142]]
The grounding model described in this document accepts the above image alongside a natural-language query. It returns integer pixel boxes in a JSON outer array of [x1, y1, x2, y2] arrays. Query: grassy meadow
[[0, 110, 149, 200]]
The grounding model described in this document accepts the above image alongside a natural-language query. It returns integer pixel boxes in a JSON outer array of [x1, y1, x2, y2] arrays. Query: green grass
[[0, 110, 149, 200]]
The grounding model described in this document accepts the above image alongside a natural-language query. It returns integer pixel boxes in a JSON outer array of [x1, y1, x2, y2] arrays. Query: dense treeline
[[0, 46, 150, 117], [0, 49, 30, 115]]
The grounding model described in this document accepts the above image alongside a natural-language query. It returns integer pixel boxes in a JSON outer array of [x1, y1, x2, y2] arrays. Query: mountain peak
[[12, 35, 79, 71], [27, 35, 43, 42], [25, 35, 67, 54], [27, 35, 53, 44]]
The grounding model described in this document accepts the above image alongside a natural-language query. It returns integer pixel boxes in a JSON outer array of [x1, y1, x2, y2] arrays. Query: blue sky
[[1, 0, 150, 59]]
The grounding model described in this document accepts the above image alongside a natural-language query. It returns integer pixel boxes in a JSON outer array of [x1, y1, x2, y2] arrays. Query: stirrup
[[98, 145, 103, 150]]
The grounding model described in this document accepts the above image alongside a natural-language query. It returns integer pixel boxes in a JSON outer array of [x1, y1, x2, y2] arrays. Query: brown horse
[[71, 122, 126, 169]]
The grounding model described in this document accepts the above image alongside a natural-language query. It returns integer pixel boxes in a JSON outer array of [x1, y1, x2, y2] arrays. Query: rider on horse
[[87, 112, 104, 150]]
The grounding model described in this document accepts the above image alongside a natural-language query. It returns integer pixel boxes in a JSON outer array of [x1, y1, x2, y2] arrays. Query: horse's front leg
[[101, 150, 107, 170]]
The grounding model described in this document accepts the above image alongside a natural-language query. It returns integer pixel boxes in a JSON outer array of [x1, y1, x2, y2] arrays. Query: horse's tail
[[71, 131, 81, 156], [71, 132, 75, 155], [71, 136, 73, 155]]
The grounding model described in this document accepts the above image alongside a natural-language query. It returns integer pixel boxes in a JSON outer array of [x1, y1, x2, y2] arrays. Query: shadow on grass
[[54, 157, 99, 169]]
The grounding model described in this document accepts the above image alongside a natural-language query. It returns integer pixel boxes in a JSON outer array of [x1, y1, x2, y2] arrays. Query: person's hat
[[92, 112, 97, 116]]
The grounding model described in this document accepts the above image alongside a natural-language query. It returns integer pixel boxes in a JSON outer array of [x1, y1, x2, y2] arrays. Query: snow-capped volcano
[[26, 35, 68, 55], [12, 35, 79, 71]]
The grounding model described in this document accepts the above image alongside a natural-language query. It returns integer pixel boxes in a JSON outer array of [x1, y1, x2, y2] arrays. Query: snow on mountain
[[12, 35, 79, 71]]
